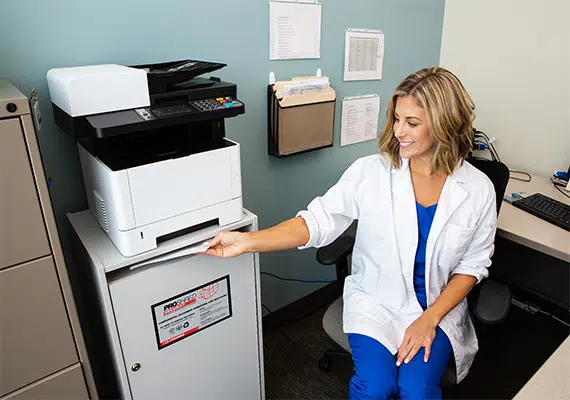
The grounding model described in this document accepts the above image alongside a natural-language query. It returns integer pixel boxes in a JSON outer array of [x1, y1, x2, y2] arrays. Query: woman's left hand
[[396, 313, 438, 366]]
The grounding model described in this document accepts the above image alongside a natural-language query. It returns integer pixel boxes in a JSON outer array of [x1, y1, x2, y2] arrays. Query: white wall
[[440, 0, 570, 177]]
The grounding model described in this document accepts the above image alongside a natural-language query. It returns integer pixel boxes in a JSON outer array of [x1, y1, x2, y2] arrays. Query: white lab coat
[[297, 154, 497, 382]]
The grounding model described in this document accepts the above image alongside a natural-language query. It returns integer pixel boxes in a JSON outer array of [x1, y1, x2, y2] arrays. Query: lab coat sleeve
[[296, 158, 366, 249], [451, 189, 498, 283]]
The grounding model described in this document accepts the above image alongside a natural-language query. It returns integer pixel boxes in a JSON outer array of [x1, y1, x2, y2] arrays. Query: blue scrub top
[[414, 202, 438, 310]]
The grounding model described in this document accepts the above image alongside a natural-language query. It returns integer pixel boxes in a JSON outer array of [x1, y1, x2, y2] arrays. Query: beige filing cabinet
[[0, 81, 97, 400]]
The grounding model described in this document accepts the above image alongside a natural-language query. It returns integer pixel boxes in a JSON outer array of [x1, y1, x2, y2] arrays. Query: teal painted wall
[[0, 0, 445, 311]]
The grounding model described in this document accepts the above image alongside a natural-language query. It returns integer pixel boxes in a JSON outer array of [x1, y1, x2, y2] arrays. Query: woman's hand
[[396, 313, 438, 366], [201, 217, 310, 258], [203, 231, 252, 258]]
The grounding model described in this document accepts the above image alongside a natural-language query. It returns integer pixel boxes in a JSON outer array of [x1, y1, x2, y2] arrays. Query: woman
[[204, 67, 497, 399]]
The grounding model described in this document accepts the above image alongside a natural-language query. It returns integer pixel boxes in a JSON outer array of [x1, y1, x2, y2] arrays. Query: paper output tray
[[94, 127, 237, 171]]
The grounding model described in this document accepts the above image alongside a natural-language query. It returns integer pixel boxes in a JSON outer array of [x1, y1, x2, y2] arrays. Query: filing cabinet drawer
[[0, 256, 78, 397], [0, 118, 51, 270], [1, 364, 89, 400]]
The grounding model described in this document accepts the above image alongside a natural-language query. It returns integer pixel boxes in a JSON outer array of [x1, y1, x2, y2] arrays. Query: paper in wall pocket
[[268, 87, 336, 157]]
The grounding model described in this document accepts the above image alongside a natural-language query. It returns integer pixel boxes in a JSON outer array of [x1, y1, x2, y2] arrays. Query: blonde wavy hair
[[379, 67, 475, 175]]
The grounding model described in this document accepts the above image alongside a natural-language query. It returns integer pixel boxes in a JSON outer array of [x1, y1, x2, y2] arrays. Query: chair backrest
[[466, 157, 510, 214]]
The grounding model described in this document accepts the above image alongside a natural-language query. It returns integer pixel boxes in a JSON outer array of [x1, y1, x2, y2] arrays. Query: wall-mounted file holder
[[267, 76, 336, 158]]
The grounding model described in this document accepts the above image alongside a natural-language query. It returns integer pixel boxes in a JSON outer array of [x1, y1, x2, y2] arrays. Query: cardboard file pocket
[[268, 86, 336, 157]]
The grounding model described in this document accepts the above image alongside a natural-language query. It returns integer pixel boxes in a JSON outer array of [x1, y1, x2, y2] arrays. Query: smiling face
[[393, 95, 434, 163], [379, 67, 476, 176]]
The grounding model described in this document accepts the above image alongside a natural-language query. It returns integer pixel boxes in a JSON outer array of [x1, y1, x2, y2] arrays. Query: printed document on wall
[[340, 95, 381, 147], [344, 29, 384, 81], [269, 1, 321, 60]]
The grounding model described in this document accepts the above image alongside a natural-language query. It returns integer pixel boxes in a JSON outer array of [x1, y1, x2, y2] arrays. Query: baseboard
[[262, 282, 342, 333]]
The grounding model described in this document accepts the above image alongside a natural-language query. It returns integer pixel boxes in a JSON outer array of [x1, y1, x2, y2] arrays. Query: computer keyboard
[[511, 193, 570, 232]]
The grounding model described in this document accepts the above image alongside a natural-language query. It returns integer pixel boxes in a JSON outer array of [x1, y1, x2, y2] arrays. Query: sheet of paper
[[269, 1, 321, 60], [129, 240, 211, 270], [343, 29, 384, 81], [340, 95, 381, 147]]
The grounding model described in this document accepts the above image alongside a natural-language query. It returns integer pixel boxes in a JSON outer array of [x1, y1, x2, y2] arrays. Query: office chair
[[316, 158, 511, 387]]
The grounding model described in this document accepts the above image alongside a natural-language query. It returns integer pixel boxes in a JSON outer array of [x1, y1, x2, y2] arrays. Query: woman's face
[[393, 95, 434, 162]]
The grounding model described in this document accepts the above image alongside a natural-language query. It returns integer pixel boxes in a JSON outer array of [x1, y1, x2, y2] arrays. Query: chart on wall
[[269, 0, 322, 60], [344, 29, 385, 81]]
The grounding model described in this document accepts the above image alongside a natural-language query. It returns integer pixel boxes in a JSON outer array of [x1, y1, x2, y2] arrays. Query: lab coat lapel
[[424, 162, 468, 302], [391, 159, 418, 272]]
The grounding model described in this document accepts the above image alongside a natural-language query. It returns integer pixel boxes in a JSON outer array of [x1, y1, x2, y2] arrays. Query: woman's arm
[[396, 274, 476, 366], [247, 217, 310, 252], [203, 217, 309, 258], [424, 274, 477, 326], [205, 158, 369, 258]]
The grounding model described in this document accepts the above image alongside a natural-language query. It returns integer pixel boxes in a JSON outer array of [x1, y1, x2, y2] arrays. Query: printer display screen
[[151, 103, 191, 118]]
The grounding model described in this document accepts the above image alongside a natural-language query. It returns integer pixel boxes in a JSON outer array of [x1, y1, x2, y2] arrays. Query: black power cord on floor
[[260, 271, 336, 326], [261, 271, 334, 285]]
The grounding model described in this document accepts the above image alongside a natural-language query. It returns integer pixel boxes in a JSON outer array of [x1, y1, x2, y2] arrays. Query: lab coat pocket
[[439, 223, 477, 268]]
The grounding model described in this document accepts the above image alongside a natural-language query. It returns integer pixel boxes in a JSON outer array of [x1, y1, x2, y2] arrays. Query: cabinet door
[[0, 257, 78, 397], [1, 365, 89, 400], [0, 118, 50, 270], [108, 253, 263, 400]]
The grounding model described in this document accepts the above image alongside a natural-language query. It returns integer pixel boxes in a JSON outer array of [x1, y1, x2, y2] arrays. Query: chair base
[[318, 348, 352, 372]]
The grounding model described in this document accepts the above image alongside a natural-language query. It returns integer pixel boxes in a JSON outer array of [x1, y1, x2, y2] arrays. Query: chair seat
[[322, 296, 350, 352], [321, 296, 457, 386]]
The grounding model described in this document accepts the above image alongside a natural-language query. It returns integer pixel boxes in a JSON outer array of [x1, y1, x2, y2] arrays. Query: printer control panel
[[135, 97, 244, 121], [189, 97, 243, 112], [90, 96, 245, 138]]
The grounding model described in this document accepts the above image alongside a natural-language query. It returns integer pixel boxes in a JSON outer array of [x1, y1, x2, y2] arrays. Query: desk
[[489, 173, 569, 309], [497, 174, 570, 263], [513, 335, 570, 399], [492, 173, 569, 397]]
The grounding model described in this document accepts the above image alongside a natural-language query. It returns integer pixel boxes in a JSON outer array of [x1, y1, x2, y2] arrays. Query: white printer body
[[47, 61, 246, 256], [76, 141, 242, 257]]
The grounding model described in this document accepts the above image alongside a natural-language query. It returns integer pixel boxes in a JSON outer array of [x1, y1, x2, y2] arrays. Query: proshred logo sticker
[[163, 294, 197, 315], [151, 275, 232, 350]]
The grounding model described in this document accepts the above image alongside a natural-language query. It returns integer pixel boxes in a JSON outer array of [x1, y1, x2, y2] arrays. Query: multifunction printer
[[47, 60, 246, 256]]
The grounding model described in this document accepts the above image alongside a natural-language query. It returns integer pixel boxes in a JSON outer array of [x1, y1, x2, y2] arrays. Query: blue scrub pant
[[348, 327, 452, 400]]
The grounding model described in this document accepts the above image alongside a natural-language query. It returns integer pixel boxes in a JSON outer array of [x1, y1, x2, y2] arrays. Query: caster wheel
[[318, 356, 332, 372]]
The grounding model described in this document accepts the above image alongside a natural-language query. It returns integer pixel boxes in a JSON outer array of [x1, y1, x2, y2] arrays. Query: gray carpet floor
[[263, 306, 352, 400]]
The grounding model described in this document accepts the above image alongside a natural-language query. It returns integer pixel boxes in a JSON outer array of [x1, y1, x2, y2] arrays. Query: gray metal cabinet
[[0, 118, 51, 270], [0, 257, 78, 396], [67, 208, 265, 400], [2, 365, 89, 400], [0, 81, 97, 399]]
